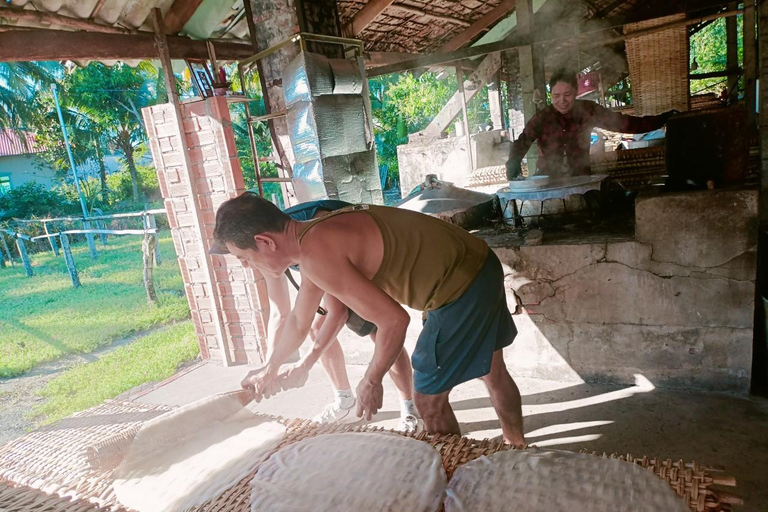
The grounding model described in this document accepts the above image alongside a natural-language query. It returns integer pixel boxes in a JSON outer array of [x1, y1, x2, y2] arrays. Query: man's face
[[225, 237, 285, 278], [551, 81, 576, 115]]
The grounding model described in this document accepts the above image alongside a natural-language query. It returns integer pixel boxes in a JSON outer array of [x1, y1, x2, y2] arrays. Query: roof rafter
[[437, 0, 516, 53], [344, 0, 396, 36], [163, 0, 205, 35], [0, 5, 134, 35]]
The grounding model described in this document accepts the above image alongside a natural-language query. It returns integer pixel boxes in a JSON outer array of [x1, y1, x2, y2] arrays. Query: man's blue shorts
[[412, 251, 517, 395]]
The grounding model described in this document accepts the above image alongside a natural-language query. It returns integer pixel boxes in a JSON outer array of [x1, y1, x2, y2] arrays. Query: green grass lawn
[[32, 321, 199, 425], [0, 233, 191, 378]]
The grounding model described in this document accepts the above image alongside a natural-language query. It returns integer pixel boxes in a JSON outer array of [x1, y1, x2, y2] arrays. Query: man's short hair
[[549, 69, 578, 91], [212, 192, 290, 252]]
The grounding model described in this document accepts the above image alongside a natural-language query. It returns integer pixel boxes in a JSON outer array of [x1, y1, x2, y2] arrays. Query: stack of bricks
[[143, 96, 269, 365]]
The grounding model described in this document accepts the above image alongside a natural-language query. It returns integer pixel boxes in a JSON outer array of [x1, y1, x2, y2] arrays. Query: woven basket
[[625, 14, 690, 115], [0, 400, 738, 512]]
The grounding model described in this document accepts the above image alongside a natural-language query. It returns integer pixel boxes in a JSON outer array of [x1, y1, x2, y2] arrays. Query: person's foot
[[396, 414, 421, 434], [313, 398, 360, 425]]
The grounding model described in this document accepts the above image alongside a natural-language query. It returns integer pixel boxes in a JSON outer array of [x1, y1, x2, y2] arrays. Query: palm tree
[[0, 62, 60, 138]]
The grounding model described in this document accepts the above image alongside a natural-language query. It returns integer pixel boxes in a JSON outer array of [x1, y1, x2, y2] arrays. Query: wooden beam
[[689, 68, 741, 79], [0, 5, 134, 34], [344, 0, 396, 36], [726, 2, 739, 99], [438, 0, 516, 53], [419, 52, 502, 138], [390, 5, 470, 27], [365, 51, 418, 68], [369, 5, 741, 77], [163, 0, 205, 35], [759, 0, 768, 227], [744, 0, 757, 129], [0, 29, 253, 62]]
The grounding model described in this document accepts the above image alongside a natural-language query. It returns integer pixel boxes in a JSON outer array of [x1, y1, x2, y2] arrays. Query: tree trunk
[[95, 138, 107, 192], [120, 133, 140, 202]]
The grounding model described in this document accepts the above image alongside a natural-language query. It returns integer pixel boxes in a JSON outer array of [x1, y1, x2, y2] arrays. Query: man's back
[[297, 205, 488, 311]]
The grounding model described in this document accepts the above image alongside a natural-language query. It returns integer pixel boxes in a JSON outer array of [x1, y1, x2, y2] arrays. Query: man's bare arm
[[303, 254, 409, 420], [262, 273, 291, 360], [240, 277, 324, 397]]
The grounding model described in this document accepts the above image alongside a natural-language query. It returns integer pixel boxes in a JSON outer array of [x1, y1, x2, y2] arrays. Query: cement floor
[[133, 336, 768, 512]]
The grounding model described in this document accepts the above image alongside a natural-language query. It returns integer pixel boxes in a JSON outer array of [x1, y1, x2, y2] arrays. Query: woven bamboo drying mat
[[0, 400, 738, 512]]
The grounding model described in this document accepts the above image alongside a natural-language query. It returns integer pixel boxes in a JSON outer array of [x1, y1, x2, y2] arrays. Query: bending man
[[212, 199, 418, 431], [214, 193, 524, 445]]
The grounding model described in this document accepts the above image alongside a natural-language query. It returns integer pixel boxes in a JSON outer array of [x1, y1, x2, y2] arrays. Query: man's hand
[[277, 361, 310, 391], [355, 376, 384, 421], [240, 364, 280, 402], [505, 159, 522, 181]]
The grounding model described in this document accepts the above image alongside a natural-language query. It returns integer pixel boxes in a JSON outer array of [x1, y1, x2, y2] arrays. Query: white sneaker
[[396, 414, 421, 434], [313, 399, 359, 425]]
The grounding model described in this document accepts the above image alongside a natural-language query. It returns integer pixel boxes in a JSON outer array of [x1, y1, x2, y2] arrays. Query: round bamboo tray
[[0, 400, 739, 512]]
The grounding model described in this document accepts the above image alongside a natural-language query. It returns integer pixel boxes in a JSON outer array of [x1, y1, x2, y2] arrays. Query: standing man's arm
[[507, 113, 543, 180], [278, 295, 350, 390], [240, 278, 325, 399], [304, 257, 409, 421], [592, 103, 676, 134]]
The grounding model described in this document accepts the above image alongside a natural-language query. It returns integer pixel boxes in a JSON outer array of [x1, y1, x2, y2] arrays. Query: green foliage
[[31, 321, 199, 425], [228, 65, 284, 202], [0, 182, 77, 221], [690, 16, 744, 95], [370, 72, 455, 188], [0, 233, 189, 379], [0, 62, 61, 132]]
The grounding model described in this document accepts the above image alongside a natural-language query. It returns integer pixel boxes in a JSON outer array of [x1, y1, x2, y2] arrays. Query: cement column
[[504, 51, 525, 140], [245, 0, 301, 206], [488, 72, 504, 130], [516, 0, 545, 174]]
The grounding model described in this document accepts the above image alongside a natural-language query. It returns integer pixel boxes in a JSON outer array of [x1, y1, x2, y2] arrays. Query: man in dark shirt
[[506, 70, 677, 179]]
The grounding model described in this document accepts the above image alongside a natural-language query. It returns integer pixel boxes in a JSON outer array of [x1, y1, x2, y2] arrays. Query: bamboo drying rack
[[0, 400, 739, 512]]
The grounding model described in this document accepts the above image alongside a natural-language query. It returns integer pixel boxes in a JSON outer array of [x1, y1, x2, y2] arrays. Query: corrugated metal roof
[[1, 0, 248, 41], [0, 130, 39, 157]]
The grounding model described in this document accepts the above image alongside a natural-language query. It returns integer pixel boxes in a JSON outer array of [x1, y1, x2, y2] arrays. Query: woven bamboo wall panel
[[625, 14, 690, 115]]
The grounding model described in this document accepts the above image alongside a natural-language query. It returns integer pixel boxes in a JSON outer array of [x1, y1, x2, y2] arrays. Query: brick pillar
[[143, 96, 269, 365]]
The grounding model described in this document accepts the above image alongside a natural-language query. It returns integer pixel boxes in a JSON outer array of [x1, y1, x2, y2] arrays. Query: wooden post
[[152, 7, 233, 365], [516, 0, 544, 174], [727, 2, 740, 102], [42, 221, 59, 256], [97, 220, 108, 245], [142, 232, 159, 305], [143, 214, 162, 266], [0, 235, 13, 267], [60, 234, 81, 288], [745, 0, 758, 129], [16, 237, 32, 277], [456, 66, 474, 172], [82, 220, 98, 259], [760, 0, 768, 227]]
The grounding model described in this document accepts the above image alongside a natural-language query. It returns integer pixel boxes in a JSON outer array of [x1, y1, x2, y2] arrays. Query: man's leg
[[413, 389, 461, 436], [313, 317, 351, 391], [310, 314, 357, 424], [479, 349, 525, 446]]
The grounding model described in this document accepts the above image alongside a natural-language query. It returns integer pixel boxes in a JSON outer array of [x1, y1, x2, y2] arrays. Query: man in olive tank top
[[214, 192, 524, 445]]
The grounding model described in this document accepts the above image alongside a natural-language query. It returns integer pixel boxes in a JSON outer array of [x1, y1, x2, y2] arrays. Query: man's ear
[[254, 234, 277, 252]]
